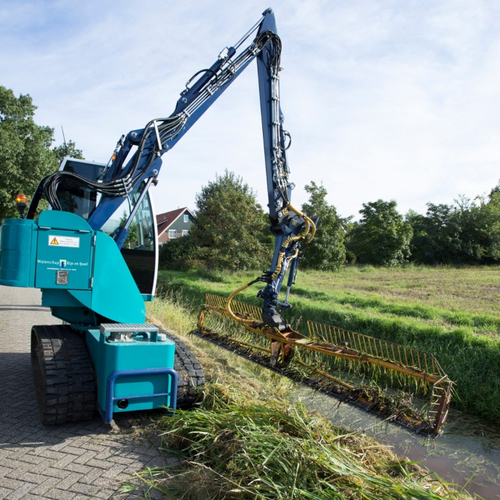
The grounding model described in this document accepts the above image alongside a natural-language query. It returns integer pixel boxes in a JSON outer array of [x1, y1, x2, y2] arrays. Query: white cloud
[[2, 0, 500, 220]]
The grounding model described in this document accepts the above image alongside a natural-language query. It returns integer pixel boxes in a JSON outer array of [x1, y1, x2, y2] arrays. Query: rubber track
[[158, 328, 205, 409], [31, 325, 96, 425]]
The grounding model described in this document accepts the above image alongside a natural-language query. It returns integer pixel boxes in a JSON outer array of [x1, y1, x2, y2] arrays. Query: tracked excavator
[[0, 9, 451, 433]]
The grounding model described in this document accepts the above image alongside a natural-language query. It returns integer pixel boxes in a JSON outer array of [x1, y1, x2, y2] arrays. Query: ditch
[[295, 385, 500, 499]]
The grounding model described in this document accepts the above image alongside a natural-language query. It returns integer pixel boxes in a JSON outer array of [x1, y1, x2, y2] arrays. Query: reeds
[[141, 384, 465, 499]]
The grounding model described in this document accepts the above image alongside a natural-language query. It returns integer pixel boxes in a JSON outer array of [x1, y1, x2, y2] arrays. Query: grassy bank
[[130, 296, 471, 499], [156, 266, 500, 424]]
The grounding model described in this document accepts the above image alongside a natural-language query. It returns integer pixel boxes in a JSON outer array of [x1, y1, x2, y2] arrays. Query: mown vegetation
[[121, 296, 472, 499], [156, 265, 500, 425]]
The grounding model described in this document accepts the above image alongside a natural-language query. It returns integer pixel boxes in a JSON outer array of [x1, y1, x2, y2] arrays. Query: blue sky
[[2, 0, 500, 220]]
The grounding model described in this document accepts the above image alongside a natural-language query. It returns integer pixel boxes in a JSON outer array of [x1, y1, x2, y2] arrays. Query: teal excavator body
[[0, 204, 179, 424], [0, 210, 145, 324]]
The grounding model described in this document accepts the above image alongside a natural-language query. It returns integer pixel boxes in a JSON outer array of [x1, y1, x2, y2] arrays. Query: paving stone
[[63, 463, 93, 475], [93, 488, 117, 499], [43, 488, 77, 500], [84, 458, 116, 470], [39, 468, 71, 480], [51, 453, 79, 469], [6, 481, 36, 500], [107, 455, 136, 466], [69, 481, 101, 496], [0, 287, 175, 500], [38, 450, 68, 461], [58, 445, 89, 457]]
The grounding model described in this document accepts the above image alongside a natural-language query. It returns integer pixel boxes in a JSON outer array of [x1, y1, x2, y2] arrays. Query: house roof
[[156, 207, 195, 235]]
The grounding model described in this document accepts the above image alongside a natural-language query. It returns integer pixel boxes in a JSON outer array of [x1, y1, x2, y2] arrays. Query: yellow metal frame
[[198, 293, 452, 434]]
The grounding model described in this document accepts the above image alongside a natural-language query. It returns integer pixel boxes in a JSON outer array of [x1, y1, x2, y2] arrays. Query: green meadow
[[156, 265, 500, 424]]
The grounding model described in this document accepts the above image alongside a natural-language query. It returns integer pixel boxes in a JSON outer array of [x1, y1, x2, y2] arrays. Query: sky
[[2, 0, 500, 221]]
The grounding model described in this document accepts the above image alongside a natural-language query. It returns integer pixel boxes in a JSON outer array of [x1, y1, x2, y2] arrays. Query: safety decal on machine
[[48, 235, 80, 248]]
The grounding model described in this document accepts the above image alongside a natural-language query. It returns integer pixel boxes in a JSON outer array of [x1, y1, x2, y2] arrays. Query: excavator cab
[[55, 158, 158, 299]]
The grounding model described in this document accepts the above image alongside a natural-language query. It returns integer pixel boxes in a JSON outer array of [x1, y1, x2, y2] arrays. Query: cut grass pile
[[133, 296, 472, 500], [156, 266, 500, 424], [155, 384, 462, 499]]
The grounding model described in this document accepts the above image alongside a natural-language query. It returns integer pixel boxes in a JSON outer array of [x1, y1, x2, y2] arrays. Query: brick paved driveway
[[0, 286, 172, 500]]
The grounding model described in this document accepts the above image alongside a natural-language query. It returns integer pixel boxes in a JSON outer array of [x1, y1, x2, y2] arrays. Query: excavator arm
[[25, 8, 315, 331]]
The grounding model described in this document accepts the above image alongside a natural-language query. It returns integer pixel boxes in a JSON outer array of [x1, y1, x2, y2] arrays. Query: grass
[[123, 294, 473, 500], [155, 385, 461, 499], [155, 266, 500, 424]]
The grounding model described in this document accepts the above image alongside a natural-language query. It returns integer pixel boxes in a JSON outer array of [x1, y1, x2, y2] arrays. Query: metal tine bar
[[208, 297, 446, 378], [362, 335, 368, 355], [383, 340, 389, 359], [316, 323, 323, 342]]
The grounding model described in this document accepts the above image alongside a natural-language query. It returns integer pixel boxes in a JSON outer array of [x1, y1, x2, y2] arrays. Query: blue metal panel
[[86, 328, 176, 419], [90, 231, 146, 324], [34, 211, 93, 290], [35, 228, 92, 290], [0, 218, 36, 287], [102, 368, 178, 424]]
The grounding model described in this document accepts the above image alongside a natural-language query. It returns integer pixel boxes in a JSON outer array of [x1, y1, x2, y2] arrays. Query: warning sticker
[[48, 235, 80, 248]]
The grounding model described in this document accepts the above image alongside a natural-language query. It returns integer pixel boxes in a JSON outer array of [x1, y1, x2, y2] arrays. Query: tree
[[452, 195, 488, 263], [159, 235, 198, 271], [407, 203, 461, 264], [52, 140, 84, 163], [300, 181, 346, 271], [347, 199, 413, 266], [189, 170, 272, 271], [407, 191, 500, 265], [482, 187, 500, 261], [0, 87, 58, 220]]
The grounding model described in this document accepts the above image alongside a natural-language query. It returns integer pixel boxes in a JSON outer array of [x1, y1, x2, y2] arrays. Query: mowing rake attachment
[[197, 293, 453, 435]]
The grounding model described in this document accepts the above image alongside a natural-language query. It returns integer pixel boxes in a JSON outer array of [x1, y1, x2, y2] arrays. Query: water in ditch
[[295, 386, 500, 499]]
